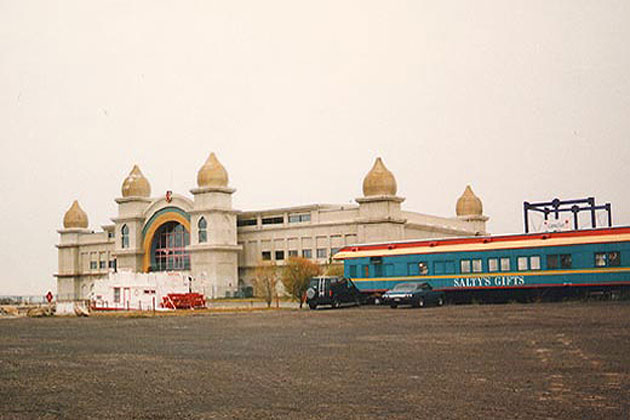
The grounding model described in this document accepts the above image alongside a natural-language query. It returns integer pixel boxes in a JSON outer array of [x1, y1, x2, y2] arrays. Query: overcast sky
[[1, 1, 629, 295]]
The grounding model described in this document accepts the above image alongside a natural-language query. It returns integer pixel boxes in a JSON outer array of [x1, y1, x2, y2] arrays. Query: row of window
[[348, 251, 622, 277], [90, 260, 116, 270], [238, 213, 312, 227], [261, 248, 339, 261]]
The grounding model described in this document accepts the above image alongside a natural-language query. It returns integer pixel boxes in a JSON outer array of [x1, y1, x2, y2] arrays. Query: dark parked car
[[382, 282, 445, 308], [306, 276, 364, 310]]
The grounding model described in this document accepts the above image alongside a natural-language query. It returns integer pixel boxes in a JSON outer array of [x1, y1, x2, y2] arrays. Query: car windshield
[[392, 283, 419, 291]]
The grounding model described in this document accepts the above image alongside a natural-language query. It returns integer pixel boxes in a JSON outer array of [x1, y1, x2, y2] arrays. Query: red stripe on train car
[[338, 226, 630, 254]]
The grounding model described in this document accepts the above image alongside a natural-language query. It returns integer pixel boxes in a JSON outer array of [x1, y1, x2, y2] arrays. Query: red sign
[[46, 291, 53, 303]]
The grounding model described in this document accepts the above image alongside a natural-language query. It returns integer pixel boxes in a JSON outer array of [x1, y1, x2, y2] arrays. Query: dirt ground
[[0, 301, 628, 419]]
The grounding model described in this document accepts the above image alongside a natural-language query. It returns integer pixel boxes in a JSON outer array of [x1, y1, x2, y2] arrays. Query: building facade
[[56, 154, 488, 301]]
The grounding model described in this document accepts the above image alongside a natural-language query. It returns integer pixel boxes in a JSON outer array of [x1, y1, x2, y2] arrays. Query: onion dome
[[63, 200, 88, 229], [456, 185, 483, 216], [197, 152, 228, 188], [362, 157, 397, 196], [121, 165, 151, 197]]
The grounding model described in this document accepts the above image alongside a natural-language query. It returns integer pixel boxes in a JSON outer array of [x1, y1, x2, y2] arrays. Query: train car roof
[[334, 226, 630, 260]]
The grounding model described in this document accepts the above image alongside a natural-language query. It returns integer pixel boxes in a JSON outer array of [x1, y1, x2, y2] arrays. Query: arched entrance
[[142, 207, 191, 272], [150, 221, 190, 271]]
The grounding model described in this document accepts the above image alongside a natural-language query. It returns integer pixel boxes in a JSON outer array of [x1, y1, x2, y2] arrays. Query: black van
[[305, 276, 364, 310]]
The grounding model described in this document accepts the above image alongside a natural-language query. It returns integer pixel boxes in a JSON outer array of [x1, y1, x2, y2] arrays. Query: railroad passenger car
[[333, 227, 630, 302]]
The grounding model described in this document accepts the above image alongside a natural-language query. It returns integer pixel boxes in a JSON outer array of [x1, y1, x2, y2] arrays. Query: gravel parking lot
[[1, 301, 629, 419]]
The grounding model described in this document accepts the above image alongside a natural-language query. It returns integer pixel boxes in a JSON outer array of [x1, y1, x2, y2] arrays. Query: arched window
[[198, 217, 207, 243], [121, 224, 129, 249]]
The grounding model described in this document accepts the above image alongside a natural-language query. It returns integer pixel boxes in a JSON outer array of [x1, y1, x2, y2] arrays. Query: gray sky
[[1, 1, 629, 295]]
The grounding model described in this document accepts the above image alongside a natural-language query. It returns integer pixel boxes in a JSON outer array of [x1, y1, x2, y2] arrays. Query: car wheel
[[437, 297, 444, 307], [331, 299, 339, 309], [390, 303, 398, 309], [308, 302, 317, 310]]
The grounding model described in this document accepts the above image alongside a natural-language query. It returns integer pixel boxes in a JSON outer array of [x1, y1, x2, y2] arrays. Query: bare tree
[[323, 263, 344, 277], [253, 261, 278, 308], [281, 257, 322, 308]]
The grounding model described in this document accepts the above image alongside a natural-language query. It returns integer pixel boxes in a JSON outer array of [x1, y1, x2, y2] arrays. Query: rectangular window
[[460, 260, 471, 274], [418, 262, 428, 275], [488, 258, 498, 272], [108, 231, 115, 239], [560, 254, 572, 269], [108, 260, 116, 269], [288, 250, 298, 257], [500, 257, 510, 271], [99, 260, 106, 269], [472, 259, 482, 273], [262, 216, 284, 225], [275, 250, 284, 260], [547, 254, 571, 269], [608, 251, 621, 266], [261, 251, 271, 261], [530, 256, 541, 270], [517, 257, 528, 271], [288, 213, 311, 223], [237, 218, 257, 227], [90, 261, 97, 270], [348, 265, 357, 277], [547, 254, 559, 269], [302, 249, 312, 259], [595, 252, 607, 267], [316, 248, 327, 259], [595, 251, 620, 267], [113, 287, 120, 303]]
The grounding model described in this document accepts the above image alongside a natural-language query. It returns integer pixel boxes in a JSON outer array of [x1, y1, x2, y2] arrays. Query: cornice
[[355, 195, 405, 204], [190, 186, 236, 195]]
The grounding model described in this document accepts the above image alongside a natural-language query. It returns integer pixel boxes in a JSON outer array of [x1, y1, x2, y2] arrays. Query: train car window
[[418, 262, 428, 275], [530, 256, 541, 270], [500, 257, 510, 271], [517, 257, 528, 271], [460, 260, 471, 274], [595, 253, 606, 267], [348, 265, 357, 277], [560, 254, 572, 269], [547, 255, 559, 269], [488, 258, 498, 272], [472, 259, 482, 273], [445, 261, 456, 274], [609, 252, 620, 266], [595, 251, 621, 267]]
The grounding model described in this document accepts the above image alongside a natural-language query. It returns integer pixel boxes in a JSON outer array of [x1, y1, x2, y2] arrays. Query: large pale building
[[56, 154, 488, 301]]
